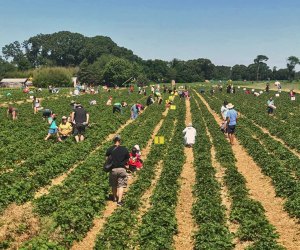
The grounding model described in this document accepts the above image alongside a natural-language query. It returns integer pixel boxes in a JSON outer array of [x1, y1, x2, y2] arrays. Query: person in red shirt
[[7, 105, 18, 120], [128, 146, 143, 173]]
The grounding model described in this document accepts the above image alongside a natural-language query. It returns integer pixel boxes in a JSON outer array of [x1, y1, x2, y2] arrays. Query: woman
[[221, 101, 228, 120], [267, 97, 276, 115], [32, 96, 41, 114], [7, 105, 18, 120], [45, 114, 62, 142]]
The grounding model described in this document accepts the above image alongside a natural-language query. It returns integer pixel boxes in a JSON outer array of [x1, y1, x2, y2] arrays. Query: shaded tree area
[[1, 31, 300, 85]]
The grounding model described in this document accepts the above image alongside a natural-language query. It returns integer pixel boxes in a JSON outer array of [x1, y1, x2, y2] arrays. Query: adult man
[[182, 123, 197, 147], [106, 135, 130, 206], [226, 103, 238, 145], [71, 103, 89, 142], [58, 116, 73, 140]]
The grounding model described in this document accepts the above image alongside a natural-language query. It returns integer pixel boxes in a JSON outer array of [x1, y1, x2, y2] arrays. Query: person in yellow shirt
[[58, 116, 73, 140]]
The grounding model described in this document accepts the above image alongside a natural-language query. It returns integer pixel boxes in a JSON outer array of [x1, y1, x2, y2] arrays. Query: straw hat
[[226, 103, 234, 109]]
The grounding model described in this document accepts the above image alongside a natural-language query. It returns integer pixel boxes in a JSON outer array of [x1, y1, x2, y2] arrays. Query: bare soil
[[196, 91, 300, 250], [0, 203, 40, 250], [173, 99, 197, 250]]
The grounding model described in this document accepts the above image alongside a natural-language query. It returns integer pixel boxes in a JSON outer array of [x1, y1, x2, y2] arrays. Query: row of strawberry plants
[[209, 90, 300, 152], [21, 102, 166, 248], [0, 91, 126, 167], [94, 99, 179, 249], [201, 91, 300, 218], [136, 101, 186, 249], [200, 91, 300, 222], [190, 96, 233, 249], [240, 118, 300, 180], [0, 92, 144, 212], [194, 90, 284, 249]]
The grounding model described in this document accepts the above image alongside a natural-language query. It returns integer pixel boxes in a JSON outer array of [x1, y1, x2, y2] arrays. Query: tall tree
[[287, 56, 300, 81], [254, 55, 268, 81]]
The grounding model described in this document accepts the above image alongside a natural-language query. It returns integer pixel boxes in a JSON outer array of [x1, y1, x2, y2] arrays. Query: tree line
[[1, 31, 300, 86]]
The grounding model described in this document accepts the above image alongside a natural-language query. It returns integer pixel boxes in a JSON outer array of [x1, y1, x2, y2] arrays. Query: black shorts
[[43, 110, 52, 118], [73, 123, 86, 135], [113, 106, 121, 113], [267, 107, 273, 114], [227, 125, 236, 134]]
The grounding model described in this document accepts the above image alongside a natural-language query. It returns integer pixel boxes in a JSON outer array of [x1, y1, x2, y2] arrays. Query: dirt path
[[196, 91, 300, 249], [71, 108, 169, 250], [240, 84, 300, 94], [137, 160, 163, 221], [173, 99, 196, 250], [0, 202, 40, 250]]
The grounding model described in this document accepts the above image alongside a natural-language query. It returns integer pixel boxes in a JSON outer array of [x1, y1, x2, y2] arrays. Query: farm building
[[0, 78, 32, 88]]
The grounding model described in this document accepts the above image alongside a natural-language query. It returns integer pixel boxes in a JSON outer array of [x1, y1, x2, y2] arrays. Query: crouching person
[[58, 116, 73, 140], [45, 114, 62, 142], [128, 145, 143, 173]]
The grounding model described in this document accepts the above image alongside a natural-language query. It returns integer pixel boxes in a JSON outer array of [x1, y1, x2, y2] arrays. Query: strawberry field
[[0, 86, 300, 250]]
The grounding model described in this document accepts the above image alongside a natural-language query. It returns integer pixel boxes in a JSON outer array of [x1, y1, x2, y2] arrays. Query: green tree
[[2, 41, 31, 70], [213, 66, 231, 80], [33, 67, 72, 87], [102, 58, 137, 86], [0, 57, 16, 78], [231, 64, 248, 81], [287, 56, 300, 81], [254, 55, 268, 81]]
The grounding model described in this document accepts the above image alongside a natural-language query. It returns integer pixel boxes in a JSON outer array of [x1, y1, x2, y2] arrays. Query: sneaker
[[117, 201, 124, 206]]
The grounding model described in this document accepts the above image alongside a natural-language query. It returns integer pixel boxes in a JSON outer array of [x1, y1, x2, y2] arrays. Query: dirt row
[[173, 99, 196, 249]]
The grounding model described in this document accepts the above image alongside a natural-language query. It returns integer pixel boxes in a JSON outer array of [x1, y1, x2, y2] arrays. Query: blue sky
[[0, 0, 300, 69]]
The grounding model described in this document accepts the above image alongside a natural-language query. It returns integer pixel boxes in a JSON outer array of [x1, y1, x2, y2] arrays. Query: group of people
[[220, 101, 238, 145], [105, 135, 143, 206], [44, 102, 89, 142]]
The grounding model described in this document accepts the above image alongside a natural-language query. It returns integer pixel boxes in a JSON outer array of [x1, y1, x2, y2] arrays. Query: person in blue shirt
[[226, 103, 238, 145], [45, 113, 62, 142]]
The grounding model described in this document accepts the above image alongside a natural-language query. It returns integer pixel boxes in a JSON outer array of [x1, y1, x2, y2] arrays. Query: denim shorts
[[48, 128, 58, 134]]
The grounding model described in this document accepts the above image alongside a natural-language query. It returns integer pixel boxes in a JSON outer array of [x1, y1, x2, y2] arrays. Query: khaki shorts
[[109, 168, 128, 188]]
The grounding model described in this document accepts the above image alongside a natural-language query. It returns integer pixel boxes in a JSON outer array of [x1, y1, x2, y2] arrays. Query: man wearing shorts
[[226, 103, 238, 145], [71, 103, 89, 142], [106, 135, 130, 206]]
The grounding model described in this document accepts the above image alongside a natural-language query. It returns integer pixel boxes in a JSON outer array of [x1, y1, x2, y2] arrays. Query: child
[[128, 146, 143, 173]]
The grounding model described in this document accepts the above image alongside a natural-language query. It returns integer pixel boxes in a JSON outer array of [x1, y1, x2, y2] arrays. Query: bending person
[[182, 123, 197, 147]]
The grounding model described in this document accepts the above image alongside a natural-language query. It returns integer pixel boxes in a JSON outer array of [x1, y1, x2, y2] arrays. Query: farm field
[[0, 86, 300, 250]]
